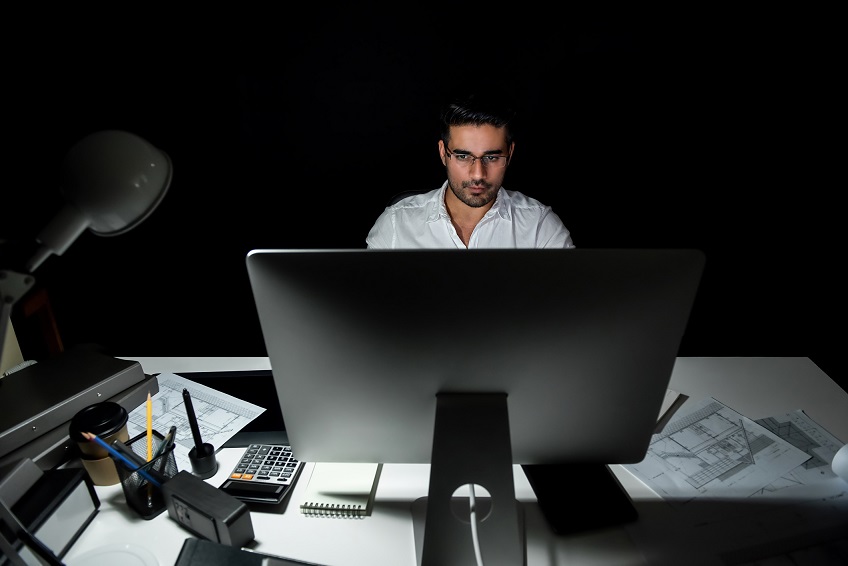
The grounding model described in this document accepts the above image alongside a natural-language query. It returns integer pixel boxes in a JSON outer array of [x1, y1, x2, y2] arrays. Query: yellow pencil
[[145, 392, 154, 509], [146, 392, 153, 462]]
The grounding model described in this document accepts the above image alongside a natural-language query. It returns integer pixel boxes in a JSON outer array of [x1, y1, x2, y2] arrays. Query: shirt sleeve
[[366, 209, 393, 249], [538, 209, 576, 249]]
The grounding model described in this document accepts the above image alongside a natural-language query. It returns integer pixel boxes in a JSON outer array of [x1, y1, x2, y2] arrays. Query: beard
[[447, 178, 499, 208]]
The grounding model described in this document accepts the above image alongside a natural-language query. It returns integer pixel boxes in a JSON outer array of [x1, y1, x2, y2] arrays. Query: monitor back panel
[[246, 248, 705, 465]]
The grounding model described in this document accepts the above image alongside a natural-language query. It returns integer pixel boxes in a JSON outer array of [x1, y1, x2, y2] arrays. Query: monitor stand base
[[411, 496, 525, 566]]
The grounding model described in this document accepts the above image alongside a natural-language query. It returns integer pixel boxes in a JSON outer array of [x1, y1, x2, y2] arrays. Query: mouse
[[832, 443, 848, 483]]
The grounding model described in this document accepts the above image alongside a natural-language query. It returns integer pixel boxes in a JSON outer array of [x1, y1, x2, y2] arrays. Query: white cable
[[468, 484, 485, 566]]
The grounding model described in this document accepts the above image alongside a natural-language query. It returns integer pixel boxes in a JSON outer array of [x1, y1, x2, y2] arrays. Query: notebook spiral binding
[[298, 462, 380, 518], [300, 502, 366, 518]]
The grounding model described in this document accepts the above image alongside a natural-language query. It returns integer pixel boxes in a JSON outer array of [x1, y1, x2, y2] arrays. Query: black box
[[163, 470, 254, 547]]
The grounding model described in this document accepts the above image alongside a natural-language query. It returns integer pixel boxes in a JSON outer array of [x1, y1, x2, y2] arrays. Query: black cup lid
[[69, 401, 128, 442]]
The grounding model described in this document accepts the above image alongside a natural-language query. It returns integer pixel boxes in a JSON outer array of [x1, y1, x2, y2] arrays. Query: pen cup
[[117, 430, 178, 519]]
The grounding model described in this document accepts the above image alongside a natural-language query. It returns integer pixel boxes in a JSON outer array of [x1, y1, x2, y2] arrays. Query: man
[[366, 92, 575, 249], [364, 92, 581, 538]]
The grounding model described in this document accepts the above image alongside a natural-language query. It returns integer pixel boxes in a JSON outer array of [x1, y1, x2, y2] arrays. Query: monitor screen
[[246, 248, 705, 562]]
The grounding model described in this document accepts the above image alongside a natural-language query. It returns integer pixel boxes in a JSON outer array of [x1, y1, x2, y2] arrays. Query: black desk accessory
[[162, 470, 254, 547], [183, 388, 217, 479]]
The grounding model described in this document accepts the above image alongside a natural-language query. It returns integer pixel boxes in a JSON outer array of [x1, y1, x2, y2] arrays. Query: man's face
[[440, 124, 513, 209]]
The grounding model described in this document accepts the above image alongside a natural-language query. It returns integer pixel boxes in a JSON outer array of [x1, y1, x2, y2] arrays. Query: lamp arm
[[26, 204, 89, 273]]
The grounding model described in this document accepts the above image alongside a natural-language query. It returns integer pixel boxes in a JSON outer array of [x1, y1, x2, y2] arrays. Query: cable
[[467, 483, 485, 566]]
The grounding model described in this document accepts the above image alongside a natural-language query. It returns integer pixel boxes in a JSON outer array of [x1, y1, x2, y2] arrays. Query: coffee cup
[[69, 401, 129, 486]]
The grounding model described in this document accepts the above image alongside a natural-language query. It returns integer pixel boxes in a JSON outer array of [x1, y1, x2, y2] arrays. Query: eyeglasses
[[444, 147, 509, 169]]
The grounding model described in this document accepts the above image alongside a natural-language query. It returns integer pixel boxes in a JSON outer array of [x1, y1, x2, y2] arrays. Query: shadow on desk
[[291, 494, 845, 565], [625, 494, 848, 565], [242, 492, 297, 517], [362, 493, 848, 565]]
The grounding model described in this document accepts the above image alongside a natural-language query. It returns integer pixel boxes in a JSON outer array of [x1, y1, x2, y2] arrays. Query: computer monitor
[[246, 248, 705, 566]]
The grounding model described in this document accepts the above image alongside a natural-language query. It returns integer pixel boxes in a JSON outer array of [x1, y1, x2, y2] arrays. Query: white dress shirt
[[366, 182, 575, 249]]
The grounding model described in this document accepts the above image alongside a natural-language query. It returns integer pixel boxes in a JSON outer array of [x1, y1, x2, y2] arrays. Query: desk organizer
[[117, 430, 178, 519]]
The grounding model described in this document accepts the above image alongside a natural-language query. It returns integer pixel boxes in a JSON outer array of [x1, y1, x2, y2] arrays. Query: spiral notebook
[[299, 462, 382, 517]]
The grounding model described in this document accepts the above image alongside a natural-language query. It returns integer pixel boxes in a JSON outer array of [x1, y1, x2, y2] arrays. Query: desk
[[58, 357, 848, 566]]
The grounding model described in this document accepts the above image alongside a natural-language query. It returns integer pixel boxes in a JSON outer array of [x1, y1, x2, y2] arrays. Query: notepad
[[299, 462, 382, 518]]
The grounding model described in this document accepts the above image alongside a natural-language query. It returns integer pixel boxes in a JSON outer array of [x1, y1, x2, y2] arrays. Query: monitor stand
[[411, 393, 525, 566]]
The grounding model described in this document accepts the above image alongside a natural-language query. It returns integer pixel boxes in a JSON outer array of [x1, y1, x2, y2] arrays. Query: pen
[[111, 438, 148, 467], [82, 432, 162, 488], [183, 388, 204, 451], [154, 425, 178, 474], [153, 425, 177, 460], [183, 388, 218, 478]]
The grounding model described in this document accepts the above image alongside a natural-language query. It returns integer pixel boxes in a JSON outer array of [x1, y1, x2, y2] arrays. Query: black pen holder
[[117, 430, 178, 520]]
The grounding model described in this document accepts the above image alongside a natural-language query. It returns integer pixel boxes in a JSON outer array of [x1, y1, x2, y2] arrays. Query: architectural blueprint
[[127, 372, 265, 472], [752, 409, 844, 494], [622, 399, 848, 564], [624, 397, 810, 503]]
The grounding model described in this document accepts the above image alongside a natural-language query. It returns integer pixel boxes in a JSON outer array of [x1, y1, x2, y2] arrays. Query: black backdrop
[[4, 16, 843, 389]]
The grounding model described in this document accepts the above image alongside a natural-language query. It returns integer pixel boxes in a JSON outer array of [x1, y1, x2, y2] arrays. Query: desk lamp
[[0, 130, 172, 371], [0, 130, 171, 565]]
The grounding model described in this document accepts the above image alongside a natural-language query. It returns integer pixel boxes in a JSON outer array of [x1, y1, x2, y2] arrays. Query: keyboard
[[218, 443, 304, 504]]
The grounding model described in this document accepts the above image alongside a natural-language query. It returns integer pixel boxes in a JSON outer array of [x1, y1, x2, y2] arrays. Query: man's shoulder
[[389, 187, 442, 209], [501, 188, 551, 210]]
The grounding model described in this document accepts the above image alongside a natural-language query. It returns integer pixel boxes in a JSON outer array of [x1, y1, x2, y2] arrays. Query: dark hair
[[439, 92, 518, 147]]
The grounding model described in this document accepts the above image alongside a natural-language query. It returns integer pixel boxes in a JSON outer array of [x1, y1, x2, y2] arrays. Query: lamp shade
[[25, 130, 172, 272]]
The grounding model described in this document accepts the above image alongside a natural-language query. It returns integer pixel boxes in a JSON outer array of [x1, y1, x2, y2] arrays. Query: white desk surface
[[57, 357, 847, 566]]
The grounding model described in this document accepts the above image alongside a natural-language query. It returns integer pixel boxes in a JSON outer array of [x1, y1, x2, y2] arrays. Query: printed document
[[127, 372, 265, 472]]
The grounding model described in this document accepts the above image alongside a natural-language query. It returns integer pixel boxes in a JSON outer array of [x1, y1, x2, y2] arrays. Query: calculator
[[218, 443, 304, 504]]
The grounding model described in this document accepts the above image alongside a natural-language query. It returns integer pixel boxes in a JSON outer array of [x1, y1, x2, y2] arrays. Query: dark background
[[4, 15, 843, 391]]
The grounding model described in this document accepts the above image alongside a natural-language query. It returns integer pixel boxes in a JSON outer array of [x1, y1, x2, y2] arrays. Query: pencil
[[146, 392, 153, 462], [81, 432, 162, 488], [145, 392, 154, 507]]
